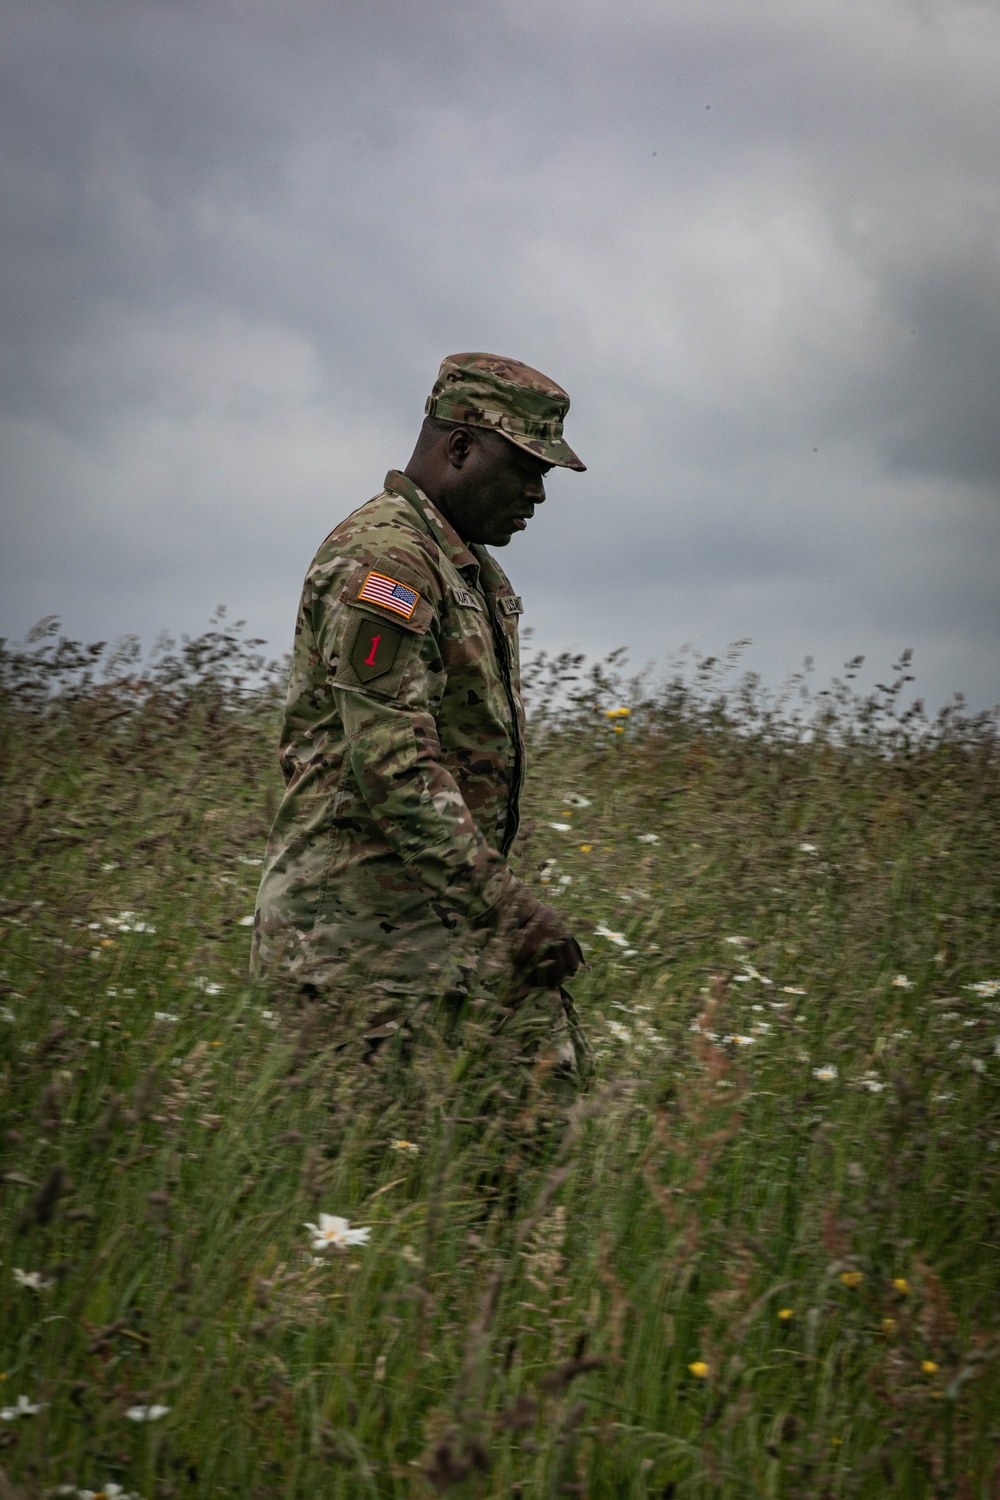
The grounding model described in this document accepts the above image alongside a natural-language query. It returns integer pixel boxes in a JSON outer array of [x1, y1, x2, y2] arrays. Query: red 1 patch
[[350, 620, 403, 682]]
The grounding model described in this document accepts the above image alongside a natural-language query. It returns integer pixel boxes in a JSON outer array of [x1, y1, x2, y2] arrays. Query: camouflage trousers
[[250, 895, 591, 1087], [284, 983, 592, 1095]]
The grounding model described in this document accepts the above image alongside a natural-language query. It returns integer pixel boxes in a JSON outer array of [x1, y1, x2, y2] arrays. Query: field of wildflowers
[[1, 616, 999, 1498]]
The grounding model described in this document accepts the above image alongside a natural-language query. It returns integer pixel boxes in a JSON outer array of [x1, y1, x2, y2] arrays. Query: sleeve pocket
[[334, 607, 421, 698]]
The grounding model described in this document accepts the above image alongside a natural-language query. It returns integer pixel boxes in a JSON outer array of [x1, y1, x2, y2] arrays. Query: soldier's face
[[443, 431, 551, 547]]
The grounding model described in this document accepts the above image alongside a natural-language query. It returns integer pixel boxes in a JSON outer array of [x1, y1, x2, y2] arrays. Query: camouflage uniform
[[251, 355, 587, 1066]]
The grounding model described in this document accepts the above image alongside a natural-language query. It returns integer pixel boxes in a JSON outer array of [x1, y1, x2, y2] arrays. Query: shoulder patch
[[357, 570, 421, 620], [349, 620, 404, 683], [497, 595, 524, 617]]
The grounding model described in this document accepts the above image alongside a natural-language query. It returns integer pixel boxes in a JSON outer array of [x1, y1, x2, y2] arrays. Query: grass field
[[1, 615, 998, 1499]]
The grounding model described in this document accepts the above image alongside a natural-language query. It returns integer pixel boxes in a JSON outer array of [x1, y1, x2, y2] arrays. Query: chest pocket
[[441, 583, 491, 659]]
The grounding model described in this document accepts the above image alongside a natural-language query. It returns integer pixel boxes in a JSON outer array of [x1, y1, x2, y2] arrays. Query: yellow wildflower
[[921, 1360, 938, 1374], [840, 1271, 863, 1289], [882, 1317, 896, 1333], [777, 1308, 794, 1321], [605, 707, 631, 718], [688, 1361, 709, 1378], [579, 844, 593, 853], [613, 725, 625, 733], [892, 1277, 910, 1294]]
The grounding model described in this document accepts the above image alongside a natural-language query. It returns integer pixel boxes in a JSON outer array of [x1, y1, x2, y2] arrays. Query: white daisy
[[304, 1213, 371, 1252], [13, 1268, 53, 1292], [1, 1394, 47, 1419], [594, 923, 629, 948]]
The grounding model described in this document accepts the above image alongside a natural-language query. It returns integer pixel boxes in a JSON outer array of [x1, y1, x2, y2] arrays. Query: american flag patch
[[357, 570, 420, 619]]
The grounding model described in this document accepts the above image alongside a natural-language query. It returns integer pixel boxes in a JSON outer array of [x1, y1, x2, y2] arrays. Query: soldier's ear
[[445, 425, 474, 469]]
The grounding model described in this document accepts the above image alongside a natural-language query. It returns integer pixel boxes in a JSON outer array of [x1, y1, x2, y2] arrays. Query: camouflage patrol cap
[[425, 352, 586, 472]]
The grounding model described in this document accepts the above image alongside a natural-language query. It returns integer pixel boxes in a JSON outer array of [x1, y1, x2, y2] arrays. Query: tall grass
[[1, 615, 998, 1498]]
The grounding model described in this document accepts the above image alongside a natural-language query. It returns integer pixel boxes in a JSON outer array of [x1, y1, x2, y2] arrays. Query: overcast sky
[[2, 0, 998, 711]]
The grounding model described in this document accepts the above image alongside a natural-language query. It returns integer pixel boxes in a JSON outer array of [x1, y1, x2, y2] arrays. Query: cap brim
[[501, 430, 586, 473]]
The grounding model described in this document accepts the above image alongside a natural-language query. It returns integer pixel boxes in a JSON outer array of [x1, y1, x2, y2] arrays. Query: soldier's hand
[[512, 900, 584, 987]]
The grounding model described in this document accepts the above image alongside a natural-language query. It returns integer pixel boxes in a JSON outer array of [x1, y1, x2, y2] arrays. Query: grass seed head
[[19, 1163, 67, 1230]]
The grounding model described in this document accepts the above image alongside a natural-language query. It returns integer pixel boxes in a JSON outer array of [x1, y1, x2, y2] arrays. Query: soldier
[[251, 353, 587, 1068]]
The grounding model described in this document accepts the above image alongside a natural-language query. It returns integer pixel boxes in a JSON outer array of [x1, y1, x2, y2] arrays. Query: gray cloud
[[1, 0, 997, 708]]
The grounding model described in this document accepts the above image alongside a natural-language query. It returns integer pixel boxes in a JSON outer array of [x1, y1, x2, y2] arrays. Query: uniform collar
[[384, 470, 481, 585], [469, 543, 510, 601]]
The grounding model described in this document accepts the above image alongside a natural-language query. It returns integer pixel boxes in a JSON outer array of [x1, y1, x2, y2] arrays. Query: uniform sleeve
[[325, 563, 514, 924], [334, 687, 513, 921]]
